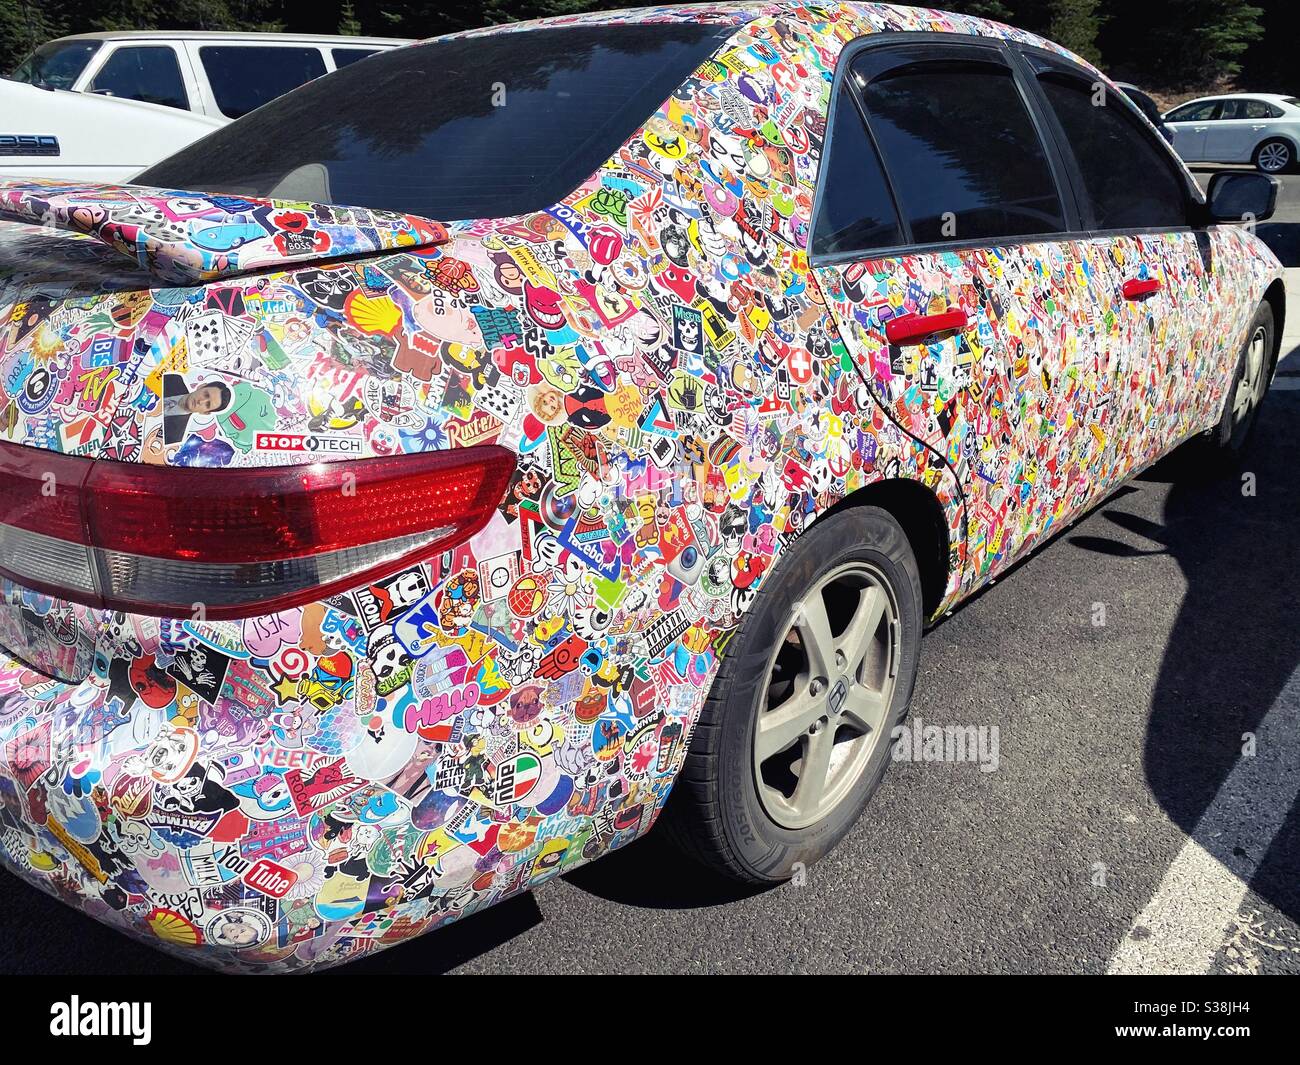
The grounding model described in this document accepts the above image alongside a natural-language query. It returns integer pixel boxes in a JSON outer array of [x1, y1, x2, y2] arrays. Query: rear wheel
[[660, 506, 923, 883], [1253, 139, 1292, 174]]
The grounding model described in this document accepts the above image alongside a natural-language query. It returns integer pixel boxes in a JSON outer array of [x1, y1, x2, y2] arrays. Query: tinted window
[[144, 25, 728, 222], [1222, 99, 1281, 119], [811, 90, 903, 256], [9, 39, 101, 90], [332, 48, 379, 68], [1166, 100, 1219, 121], [1034, 60, 1187, 230], [200, 46, 327, 119], [90, 46, 189, 110], [856, 54, 1065, 245]]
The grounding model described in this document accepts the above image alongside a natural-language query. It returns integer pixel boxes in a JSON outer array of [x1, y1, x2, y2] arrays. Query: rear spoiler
[[0, 178, 450, 286]]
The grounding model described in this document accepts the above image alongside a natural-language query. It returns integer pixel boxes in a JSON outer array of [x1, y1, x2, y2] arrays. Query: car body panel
[[0, 81, 223, 183], [0, 3, 1283, 972]]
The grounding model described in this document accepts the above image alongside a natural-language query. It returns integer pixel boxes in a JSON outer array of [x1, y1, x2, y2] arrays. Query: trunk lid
[[0, 178, 449, 286], [0, 180, 452, 680]]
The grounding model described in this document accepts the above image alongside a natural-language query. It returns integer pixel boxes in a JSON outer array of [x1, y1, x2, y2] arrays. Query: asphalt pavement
[[3, 171, 1299, 976]]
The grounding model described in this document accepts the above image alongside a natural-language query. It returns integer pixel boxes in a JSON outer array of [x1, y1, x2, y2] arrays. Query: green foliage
[[0, 0, 1284, 93], [1047, 0, 1104, 65]]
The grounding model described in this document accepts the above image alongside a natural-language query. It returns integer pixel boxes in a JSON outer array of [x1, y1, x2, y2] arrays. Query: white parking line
[[1108, 662, 1300, 974]]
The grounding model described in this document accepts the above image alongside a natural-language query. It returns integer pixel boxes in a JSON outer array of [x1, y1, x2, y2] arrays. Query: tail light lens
[[0, 441, 514, 619]]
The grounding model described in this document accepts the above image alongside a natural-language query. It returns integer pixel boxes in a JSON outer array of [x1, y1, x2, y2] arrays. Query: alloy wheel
[[1258, 142, 1290, 172], [753, 561, 900, 831]]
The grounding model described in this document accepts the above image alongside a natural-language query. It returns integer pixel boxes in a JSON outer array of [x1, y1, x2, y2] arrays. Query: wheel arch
[[816, 477, 952, 623], [1263, 277, 1287, 365]]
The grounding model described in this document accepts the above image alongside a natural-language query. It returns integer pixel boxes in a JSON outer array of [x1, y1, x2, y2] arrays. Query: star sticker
[[272, 674, 301, 706]]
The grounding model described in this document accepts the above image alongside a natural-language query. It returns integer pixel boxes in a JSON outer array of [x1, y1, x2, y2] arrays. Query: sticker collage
[[0, 3, 1277, 971]]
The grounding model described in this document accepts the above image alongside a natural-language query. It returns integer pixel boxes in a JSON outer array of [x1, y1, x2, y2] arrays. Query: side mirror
[[1205, 171, 1278, 224]]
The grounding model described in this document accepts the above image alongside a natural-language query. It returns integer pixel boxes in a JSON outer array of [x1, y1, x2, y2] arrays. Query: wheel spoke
[[794, 591, 835, 679], [792, 726, 836, 819], [756, 688, 823, 762], [839, 584, 888, 676]]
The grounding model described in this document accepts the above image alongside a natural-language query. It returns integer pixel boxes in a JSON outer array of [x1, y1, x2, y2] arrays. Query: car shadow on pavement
[[1069, 395, 1300, 928], [1258, 222, 1300, 268], [560, 823, 771, 908]]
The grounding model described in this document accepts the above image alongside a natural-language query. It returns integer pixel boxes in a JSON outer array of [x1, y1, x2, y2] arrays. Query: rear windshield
[[9, 39, 102, 90], [138, 23, 730, 222]]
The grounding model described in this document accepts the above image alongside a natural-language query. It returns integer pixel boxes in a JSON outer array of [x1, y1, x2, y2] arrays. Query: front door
[[1017, 47, 1213, 466]]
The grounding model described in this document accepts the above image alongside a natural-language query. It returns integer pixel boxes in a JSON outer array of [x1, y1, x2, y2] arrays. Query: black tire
[[1253, 138, 1293, 174], [659, 505, 923, 883], [1204, 301, 1275, 462]]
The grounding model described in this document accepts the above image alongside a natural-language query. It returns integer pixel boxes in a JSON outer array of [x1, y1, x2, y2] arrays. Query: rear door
[[1204, 97, 1280, 163]]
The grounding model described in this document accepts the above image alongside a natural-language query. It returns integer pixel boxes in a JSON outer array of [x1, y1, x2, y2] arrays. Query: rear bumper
[[0, 645, 360, 972], [0, 606, 679, 972]]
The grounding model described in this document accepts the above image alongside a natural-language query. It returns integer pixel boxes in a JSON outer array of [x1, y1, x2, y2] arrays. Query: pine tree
[[1047, 0, 1105, 65]]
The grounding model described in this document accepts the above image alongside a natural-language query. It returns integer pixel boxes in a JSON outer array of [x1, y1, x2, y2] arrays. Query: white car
[[8, 31, 410, 122], [1163, 92, 1300, 173], [0, 78, 223, 182]]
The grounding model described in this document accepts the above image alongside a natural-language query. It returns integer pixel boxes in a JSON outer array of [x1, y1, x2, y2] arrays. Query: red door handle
[[1122, 277, 1161, 300], [885, 309, 968, 345]]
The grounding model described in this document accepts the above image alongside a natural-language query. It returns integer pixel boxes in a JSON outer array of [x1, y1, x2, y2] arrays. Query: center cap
[[827, 676, 849, 716]]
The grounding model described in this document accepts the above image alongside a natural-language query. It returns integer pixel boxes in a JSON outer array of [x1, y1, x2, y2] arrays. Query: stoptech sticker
[[254, 431, 363, 455]]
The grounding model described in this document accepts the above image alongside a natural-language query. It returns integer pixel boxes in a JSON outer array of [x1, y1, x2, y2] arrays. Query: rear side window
[[1222, 99, 1282, 119], [855, 53, 1065, 245], [200, 46, 327, 119], [143, 25, 730, 221], [811, 89, 903, 256], [332, 48, 379, 68], [90, 46, 189, 110], [1030, 56, 1188, 231]]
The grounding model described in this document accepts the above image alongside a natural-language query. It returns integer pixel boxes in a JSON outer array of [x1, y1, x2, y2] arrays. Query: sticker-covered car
[[0, 3, 1284, 973]]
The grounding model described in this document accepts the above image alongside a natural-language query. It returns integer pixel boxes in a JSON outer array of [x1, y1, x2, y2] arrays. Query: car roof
[[46, 31, 411, 46], [418, 2, 1067, 55], [1172, 92, 1295, 107]]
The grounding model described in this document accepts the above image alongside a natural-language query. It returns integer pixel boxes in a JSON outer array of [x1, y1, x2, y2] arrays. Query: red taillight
[[0, 442, 515, 619]]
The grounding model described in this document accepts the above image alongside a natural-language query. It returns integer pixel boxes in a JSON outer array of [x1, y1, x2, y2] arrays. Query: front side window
[[9, 39, 101, 90], [143, 25, 730, 222], [854, 51, 1065, 245], [1166, 100, 1220, 122], [199, 46, 327, 119], [811, 89, 903, 256], [1030, 54, 1188, 231], [90, 46, 189, 110]]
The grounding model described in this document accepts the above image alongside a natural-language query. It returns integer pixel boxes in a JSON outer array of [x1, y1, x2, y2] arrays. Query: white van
[[8, 31, 411, 121], [0, 79, 224, 182]]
